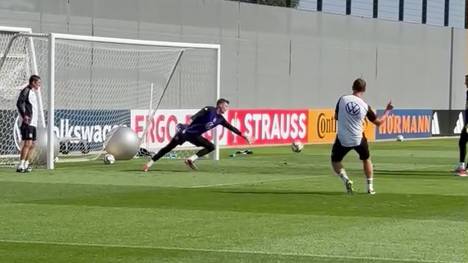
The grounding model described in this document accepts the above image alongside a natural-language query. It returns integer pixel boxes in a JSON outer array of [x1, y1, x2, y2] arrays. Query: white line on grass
[[0, 239, 458, 263]]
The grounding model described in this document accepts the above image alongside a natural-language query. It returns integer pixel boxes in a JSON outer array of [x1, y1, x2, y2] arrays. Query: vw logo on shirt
[[345, 102, 361, 116]]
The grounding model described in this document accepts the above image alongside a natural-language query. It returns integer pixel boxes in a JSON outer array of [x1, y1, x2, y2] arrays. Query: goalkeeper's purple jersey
[[180, 106, 241, 136]]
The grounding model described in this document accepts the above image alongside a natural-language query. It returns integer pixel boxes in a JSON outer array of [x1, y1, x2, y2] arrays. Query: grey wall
[[0, 0, 465, 109]]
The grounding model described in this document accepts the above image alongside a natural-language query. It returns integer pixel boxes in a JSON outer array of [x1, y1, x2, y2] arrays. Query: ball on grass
[[291, 141, 304, 153], [103, 153, 115, 165]]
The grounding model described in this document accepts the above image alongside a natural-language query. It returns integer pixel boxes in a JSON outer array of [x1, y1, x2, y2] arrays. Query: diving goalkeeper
[[143, 98, 251, 171]]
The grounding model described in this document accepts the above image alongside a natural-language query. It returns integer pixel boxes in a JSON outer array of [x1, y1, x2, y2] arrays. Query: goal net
[[0, 26, 45, 166], [0, 31, 220, 168]]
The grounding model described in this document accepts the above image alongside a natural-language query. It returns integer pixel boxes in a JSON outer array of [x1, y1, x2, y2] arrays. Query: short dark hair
[[29, 75, 41, 84], [216, 98, 230, 106], [352, 78, 366, 92]]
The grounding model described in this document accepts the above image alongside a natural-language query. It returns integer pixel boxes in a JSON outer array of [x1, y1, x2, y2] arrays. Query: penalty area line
[[0, 239, 454, 263]]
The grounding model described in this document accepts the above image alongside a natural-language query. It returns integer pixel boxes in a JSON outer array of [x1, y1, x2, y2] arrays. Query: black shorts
[[20, 123, 37, 141], [173, 132, 214, 149], [331, 137, 370, 162]]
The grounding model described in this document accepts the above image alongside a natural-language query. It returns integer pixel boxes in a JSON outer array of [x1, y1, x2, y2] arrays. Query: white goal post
[[0, 30, 221, 169]]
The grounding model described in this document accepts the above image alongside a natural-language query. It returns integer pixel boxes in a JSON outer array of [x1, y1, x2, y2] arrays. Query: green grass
[[0, 138, 466, 262]]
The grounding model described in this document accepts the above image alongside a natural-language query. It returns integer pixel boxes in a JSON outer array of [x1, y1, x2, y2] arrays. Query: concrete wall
[[0, 0, 465, 109]]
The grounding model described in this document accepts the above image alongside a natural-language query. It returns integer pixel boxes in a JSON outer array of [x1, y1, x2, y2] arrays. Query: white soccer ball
[[396, 135, 405, 142], [103, 153, 115, 165], [291, 141, 304, 153]]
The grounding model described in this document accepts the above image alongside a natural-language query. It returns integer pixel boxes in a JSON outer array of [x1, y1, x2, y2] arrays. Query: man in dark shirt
[[455, 75, 468, 177], [143, 98, 251, 171], [16, 75, 41, 173]]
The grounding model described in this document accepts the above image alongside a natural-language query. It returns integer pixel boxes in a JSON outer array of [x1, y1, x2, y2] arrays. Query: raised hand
[[386, 101, 394, 111]]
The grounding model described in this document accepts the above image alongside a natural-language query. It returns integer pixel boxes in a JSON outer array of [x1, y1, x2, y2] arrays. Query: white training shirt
[[335, 95, 376, 147], [29, 89, 38, 127]]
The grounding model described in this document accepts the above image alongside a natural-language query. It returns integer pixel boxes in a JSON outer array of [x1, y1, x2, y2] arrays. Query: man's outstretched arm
[[221, 120, 252, 144]]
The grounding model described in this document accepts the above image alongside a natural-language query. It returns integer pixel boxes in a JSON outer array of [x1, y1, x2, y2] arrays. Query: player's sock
[[367, 178, 374, 192], [458, 162, 466, 170], [337, 168, 350, 183], [188, 155, 198, 162], [143, 160, 154, 172], [25, 160, 29, 168], [146, 160, 154, 168], [20, 160, 25, 169]]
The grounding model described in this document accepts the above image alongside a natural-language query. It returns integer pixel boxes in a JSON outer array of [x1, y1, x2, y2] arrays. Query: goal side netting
[[0, 27, 45, 166]]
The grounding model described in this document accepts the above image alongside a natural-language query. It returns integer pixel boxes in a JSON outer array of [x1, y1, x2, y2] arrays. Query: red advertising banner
[[131, 109, 228, 150], [227, 109, 308, 146]]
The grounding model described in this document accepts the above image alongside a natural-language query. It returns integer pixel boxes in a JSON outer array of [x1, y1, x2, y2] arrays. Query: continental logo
[[308, 109, 336, 143], [308, 109, 375, 143], [317, 112, 336, 138]]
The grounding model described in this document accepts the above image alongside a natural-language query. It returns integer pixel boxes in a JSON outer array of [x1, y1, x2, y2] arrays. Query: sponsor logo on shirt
[[345, 102, 361, 116]]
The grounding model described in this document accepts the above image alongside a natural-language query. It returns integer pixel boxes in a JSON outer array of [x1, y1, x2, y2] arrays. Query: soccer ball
[[396, 135, 405, 142], [103, 153, 115, 165], [291, 141, 304, 152]]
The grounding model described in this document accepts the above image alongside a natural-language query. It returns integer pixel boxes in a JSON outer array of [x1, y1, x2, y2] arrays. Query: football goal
[[0, 29, 221, 169]]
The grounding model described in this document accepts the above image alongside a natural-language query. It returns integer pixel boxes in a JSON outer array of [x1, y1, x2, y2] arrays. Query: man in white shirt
[[332, 78, 393, 194], [16, 75, 41, 173]]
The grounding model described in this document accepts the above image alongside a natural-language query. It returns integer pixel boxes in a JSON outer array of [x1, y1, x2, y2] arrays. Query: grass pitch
[[0, 138, 466, 262]]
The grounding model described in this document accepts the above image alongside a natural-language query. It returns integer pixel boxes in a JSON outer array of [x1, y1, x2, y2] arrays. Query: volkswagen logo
[[345, 102, 361, 116]]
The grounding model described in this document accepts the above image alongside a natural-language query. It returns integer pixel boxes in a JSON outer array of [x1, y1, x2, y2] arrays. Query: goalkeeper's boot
[[454, 166, 466, 177], [184, 159, 198, 170], [344, 180, 354, 194], [367, 189, 376, 195]]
